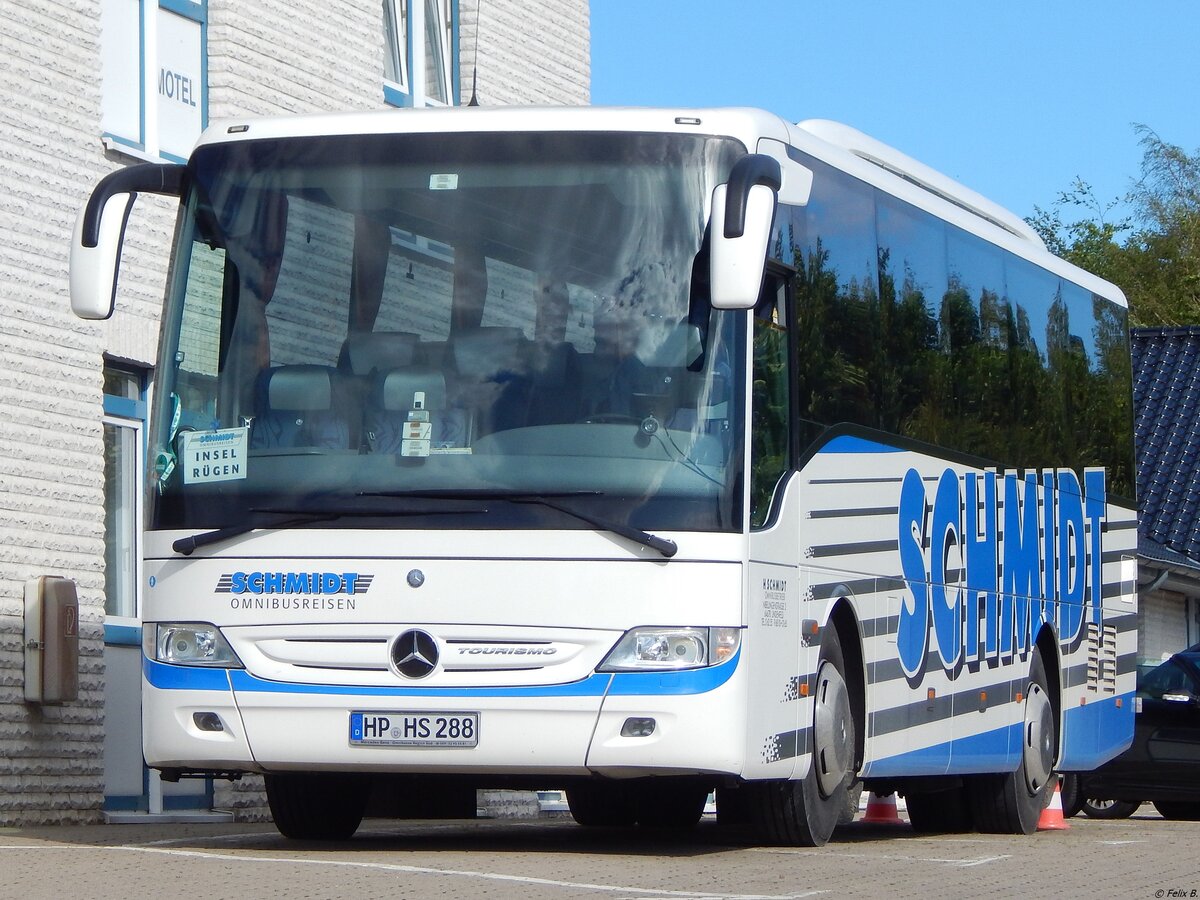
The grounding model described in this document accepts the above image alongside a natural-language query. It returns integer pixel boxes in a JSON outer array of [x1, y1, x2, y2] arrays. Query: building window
[[101, 0, 209, 162], [383, 0, 457, 107], [383, 0, 409, 91], [421, 0, 451, 104], [103, 366, 147, 620]]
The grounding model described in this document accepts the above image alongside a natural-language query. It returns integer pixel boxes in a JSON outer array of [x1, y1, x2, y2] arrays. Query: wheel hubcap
[[812, 660, 853, 798], [1022, 682, 1054, 794]]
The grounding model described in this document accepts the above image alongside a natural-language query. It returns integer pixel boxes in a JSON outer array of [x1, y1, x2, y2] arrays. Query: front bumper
[[142, 652, 746, 777]]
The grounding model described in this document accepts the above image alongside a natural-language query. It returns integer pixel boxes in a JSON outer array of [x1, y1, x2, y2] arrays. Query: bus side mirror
[[709, 154, 781, 310], [69, 163, 186, 320]]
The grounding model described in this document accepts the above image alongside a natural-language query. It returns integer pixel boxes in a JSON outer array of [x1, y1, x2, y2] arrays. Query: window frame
[[382, 0, 410, 98], [383, 0, 458, 108], [749, 266, 797, 530], [102, 367, 148, 636], [101, 0, 209, 164]]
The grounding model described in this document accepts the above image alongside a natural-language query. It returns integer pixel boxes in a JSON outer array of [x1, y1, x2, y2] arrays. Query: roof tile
[[1133, 327, 1200, 564]]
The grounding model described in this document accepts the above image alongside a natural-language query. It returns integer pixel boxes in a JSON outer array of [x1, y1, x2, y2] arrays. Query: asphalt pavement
[[0, 807, 1195, 899]]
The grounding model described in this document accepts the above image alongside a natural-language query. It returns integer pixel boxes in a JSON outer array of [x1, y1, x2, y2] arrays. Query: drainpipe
[[1143, 568, 1170, 594]]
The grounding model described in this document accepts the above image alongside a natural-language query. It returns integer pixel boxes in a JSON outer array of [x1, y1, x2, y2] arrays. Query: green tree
[[1121, 126, 1200, 324], [1028, 126, 1200, 326], [1027, 178, 1130, 287]]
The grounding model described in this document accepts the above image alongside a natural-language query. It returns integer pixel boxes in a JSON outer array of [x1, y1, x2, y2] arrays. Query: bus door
[[744, 271, 809, 780]]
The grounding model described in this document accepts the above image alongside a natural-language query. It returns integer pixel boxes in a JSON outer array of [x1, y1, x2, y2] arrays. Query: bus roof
[[194, 105, 1127, 309], [197, 105, 794, 151]]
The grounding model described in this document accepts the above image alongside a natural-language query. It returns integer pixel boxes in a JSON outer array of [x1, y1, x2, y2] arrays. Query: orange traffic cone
[[862, 791, 903, 824], [1037, 778, 1070, 831]]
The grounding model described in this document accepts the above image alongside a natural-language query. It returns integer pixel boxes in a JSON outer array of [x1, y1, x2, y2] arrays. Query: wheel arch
[[1034, 623, 1063, 762], [827, 598, 866, 772]]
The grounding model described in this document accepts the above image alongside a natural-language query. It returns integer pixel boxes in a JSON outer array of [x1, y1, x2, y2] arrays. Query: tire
[[715, 785, 753, 827], [636, 782, 709, 829], [1152, 800, 1200, 820], [566, 782, 638, 827], [1081, 798, 1139, 819], [265, 772, 370, 841], [966, 648, 1056, 834], [838, 781, 864, 826], [1059, 774, 1084, 818], [905, 787, 973, 834], [750, 628, 857, 847]]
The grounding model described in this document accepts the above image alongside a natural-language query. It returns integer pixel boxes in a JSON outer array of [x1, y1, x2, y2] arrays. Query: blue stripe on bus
[[607, 650, 740, 695], [863, 723, 1019, 777], [864, 692, 1135, 777], [818, 435, 903, 455], [144, 651, 740, 699], [1060, 693, 1136, 770], [144, 657, 234, 692]]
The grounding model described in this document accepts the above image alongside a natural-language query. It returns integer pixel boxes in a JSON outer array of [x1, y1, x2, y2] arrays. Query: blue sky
[[590, 2, 1200, 226]]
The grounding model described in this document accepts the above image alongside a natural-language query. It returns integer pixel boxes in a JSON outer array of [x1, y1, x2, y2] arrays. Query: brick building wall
[[0, 0, 109, 826], [461, 0, 590, 106], [0, 0, 588, 826]]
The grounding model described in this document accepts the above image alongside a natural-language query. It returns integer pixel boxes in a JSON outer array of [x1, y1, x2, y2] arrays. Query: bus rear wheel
[[905, 786, 973, 833], [1059, 772, 1084, 818], [751, 629, 856, 847], [967, 648, 1055, 834], [265, 772, 370, 840]]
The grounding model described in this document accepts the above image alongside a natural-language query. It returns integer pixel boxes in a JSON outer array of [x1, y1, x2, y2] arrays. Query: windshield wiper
[[513, 495, 678, 559], [359, 489, 678, 559], [173, 511, 337, 556], [172, 503, 486, 556]]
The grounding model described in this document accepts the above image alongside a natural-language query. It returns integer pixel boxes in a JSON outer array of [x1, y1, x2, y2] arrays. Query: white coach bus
[[71, 107, 1137, 846]]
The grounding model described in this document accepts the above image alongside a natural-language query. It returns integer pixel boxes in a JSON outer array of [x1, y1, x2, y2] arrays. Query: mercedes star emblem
[[392, 629, 439, 678]]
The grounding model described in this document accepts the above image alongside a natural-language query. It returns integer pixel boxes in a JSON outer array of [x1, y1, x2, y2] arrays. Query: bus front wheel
[[751, 628, 857, 847], [966, 647, 1055, 834], [566, 782, 638, 827], [265, 772, 370, 840]]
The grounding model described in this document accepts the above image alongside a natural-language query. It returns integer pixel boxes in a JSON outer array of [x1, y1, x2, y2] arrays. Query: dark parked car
[[1063, 643, 1200, 820]]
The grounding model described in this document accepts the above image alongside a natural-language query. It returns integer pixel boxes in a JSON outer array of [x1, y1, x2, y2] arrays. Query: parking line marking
[[750, 848, 1010, 868], [0, 846, 83, 850], [139, 831, 283, 847], [945, 855, 1009, 867], [0, 844, 828, 899]]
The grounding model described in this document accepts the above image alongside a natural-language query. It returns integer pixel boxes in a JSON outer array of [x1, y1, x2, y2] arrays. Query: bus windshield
[[150, 131, 747, 536]]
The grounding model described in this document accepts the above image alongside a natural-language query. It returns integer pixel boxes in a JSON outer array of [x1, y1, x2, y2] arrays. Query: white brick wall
[[207, 0, 382, 119], [1, 0, 588, 826], [1139, 589, 1189, 663], [462, 0, 590, 107], [0, 0, 109, 826]]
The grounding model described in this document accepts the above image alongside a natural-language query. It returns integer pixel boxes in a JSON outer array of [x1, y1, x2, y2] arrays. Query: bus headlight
[[151, 623, 243, 667], [598, 627, 740, 672]]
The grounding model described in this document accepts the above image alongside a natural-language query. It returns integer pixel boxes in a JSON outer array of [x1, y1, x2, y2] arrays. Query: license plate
[[349, 711, 479, 747]]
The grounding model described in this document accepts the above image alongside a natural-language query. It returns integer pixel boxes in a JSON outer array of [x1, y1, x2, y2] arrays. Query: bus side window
[[750, 275, 792, 527]]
